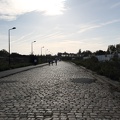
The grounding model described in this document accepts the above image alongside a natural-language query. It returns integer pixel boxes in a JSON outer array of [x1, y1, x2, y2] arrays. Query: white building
[[83, 53, 120, 61]]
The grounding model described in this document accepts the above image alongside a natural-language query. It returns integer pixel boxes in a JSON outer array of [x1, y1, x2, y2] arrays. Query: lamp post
[[8, 27, 16, 68], [41, 46, 44, 56], [49, 51, 52, 56], [45, 49, 48, 62], [45, 49, 48, 55], [31, 41, 36, 55]]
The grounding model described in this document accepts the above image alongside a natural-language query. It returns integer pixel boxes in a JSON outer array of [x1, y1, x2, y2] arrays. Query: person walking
[[55, 58, 57, 65], [51, 59, 54, 66], [48, 59, 51, 66]]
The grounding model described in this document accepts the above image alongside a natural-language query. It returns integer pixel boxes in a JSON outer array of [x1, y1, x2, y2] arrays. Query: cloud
[[0, 0, 66, 21], [12, 31, 65, 46], [78, 19, 120, 33], [111, 2, 120, 8], [12, 32, 35, 43]]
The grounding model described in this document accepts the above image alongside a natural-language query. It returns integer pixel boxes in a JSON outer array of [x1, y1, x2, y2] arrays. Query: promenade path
[[0, 61, 120, 120]]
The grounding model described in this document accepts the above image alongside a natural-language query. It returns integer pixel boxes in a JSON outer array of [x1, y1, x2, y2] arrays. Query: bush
[[72, 57, 120, 82]]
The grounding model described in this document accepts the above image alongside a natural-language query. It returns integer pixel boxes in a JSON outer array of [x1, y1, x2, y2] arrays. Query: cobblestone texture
[[0, 61, 120, 120]]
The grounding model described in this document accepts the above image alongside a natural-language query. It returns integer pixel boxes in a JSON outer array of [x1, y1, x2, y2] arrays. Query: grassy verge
[[0, 61, 32, 71], [71, 56, 120, 82]]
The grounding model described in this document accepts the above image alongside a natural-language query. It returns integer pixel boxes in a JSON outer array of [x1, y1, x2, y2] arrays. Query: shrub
[[71, 57, 120, 82]]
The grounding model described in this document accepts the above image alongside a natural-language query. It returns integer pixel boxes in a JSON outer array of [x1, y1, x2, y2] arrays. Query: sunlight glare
[[14, 0, 66, 15]]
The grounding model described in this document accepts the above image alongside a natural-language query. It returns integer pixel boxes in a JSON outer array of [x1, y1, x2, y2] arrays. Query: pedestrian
[[34, 59, 37, 65], [51, 59, 54, 66], [55, 58, 57, 65], [48, 59, 51, 66]]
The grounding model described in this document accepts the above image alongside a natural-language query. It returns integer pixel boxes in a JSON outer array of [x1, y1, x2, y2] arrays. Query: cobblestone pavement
[[0, 61, 120, 120]]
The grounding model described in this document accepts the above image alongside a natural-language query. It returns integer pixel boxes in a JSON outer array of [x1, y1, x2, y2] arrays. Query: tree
[[0, 49, 9, 57], [57, 52, 62, 57], [81, 50, 92, 57], [116, 44, 120, 53], [94, 50, 106, 55], [107, 45, 116, 54], [77, 49, 81, 54], [11, 52, 21, 57]]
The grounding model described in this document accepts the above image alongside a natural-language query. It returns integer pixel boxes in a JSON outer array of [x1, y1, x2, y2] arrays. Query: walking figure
[[48, 59, 51, 66], [55, 58, 57, 65], [34, 59, 37, 65], [51, 59, 54, 66]]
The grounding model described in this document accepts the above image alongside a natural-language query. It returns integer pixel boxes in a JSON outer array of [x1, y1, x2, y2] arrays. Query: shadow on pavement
[[0, 80, 17, 84], [71, 78, 96, 84]]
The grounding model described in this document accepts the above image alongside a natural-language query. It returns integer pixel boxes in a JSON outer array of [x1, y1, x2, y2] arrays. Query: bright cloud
[[0, 0, 66, 21]]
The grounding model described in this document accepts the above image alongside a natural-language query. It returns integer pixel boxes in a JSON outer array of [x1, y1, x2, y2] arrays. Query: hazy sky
[[0, 0, 120, 55]]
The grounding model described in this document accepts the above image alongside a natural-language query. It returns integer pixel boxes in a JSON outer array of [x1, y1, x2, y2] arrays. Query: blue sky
[[0, 0, 120, 55]]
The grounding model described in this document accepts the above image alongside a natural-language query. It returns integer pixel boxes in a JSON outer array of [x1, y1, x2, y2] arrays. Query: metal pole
[[41, 46, 44, 56], [31, 42, 33, 54], [8, 29, 10, 68], [45, 49, 48, 55], [8, 27, 16, 68], [31, 41, 36, 55], [41, 47, 42, 56]]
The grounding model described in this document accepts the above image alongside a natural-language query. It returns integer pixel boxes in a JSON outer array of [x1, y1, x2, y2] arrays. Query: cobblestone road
[[0, 61, 120, 120]]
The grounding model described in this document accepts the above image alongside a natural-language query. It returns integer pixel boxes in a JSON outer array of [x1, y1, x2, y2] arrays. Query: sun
[[40, 0, 65, 15]]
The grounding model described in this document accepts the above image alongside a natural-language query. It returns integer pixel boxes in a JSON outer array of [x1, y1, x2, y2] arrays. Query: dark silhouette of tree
[[77, 49, 81, 57], [116, 44, 120, 53], [0, 49, 9, 57], [77, 49, 81, 54], [107, 45, 116, 54], [94, 50, 106, 55], [58, 52, 62, 57], [63, 52, 69, 57], [11, 52, 21, 57], [81, 50, 92, 57]]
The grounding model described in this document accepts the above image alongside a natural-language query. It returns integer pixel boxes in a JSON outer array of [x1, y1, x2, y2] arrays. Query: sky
[[0, 0, 120, 55]]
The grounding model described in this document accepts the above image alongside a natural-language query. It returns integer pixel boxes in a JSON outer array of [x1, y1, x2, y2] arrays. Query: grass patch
[[72, 56, 120, 82]]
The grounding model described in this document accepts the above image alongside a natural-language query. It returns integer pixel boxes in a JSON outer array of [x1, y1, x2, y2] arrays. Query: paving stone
[[0, 61, 120, 119]]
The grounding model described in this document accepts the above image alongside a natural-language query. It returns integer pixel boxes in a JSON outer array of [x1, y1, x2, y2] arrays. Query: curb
[[71, 62, 120, 91], [81, 66, 120, 91], [0, 63, 48, 78]]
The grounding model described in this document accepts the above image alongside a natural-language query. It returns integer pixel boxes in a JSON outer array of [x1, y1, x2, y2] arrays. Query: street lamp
[[48, 51, 52, 56], [45, 49, 48, 55], [31, 41, 36, 55], [41, 46, 44, 56], [8, 27, 16, 68]]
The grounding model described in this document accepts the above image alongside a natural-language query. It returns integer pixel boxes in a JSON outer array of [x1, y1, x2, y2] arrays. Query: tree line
[[77, 44, 120, 56], [0, 44, 120, 58], [0, 49, 53, 71], [71, 44, 120, 82]]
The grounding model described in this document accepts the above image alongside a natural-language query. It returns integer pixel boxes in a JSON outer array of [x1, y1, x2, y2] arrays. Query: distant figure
[[48, 59, 51, 66], [34, 59, 37, 65], [51, 59, 54, 66], [48, 59, 54, 66], [55, 58, 57, 65]]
